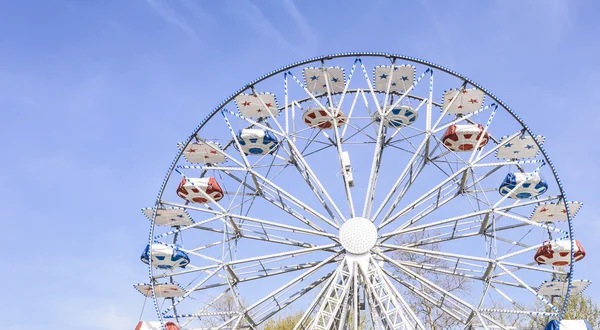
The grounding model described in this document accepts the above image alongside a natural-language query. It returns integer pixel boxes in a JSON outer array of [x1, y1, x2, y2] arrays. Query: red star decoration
[[540, 207, 548, 213], [257, 109, 262, 112], [561, 209, 568, 214], [242, 101, 251, 107], [204, 155, 210, 159], [188, 148, 196, 153], [457, 105, 464, 109], [468, 98, 478, 104], [252, 95, 258, 98], [462, 90, 469, 94], [209, 150, 218, 154], [548, 214, 554, 217], [265, 103, 272, 108]]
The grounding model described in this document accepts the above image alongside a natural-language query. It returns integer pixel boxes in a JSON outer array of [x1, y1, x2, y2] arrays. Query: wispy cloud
[[281, 0, 317, 52], [416, 0, 456, 66], [232, 0, 297, 52], [145, 0, 198, 39], [533, 0, 573, 47], [182, 0, 217, 27], [485, 0, 574, 52]]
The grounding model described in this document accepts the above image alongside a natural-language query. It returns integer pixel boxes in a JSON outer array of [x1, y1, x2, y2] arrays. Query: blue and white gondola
[[499, 172, 548, 199], [235, 128, 279, 156], [140, 244, 190, 269], [374, 105, 418, 128]]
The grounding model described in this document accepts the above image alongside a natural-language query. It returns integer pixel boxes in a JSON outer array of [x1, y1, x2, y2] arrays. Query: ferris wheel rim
[[143, 52, 578, 328]]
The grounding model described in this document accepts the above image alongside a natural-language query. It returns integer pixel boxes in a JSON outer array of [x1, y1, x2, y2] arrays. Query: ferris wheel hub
[[339, 217, 378, 255]]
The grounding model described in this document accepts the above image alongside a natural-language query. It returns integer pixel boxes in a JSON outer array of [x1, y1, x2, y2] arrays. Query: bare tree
[[474, 301, 529, 329], [526, 293, 600, 329], [263, 312, 303, 330], [346, 311, 370, 330], [202, 291, 247, 328], [391, 232, 471, 329]]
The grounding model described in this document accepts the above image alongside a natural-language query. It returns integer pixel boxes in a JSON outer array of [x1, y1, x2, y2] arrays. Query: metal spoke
[[223, 108, 345, 225], [376, 251, 481, 325]]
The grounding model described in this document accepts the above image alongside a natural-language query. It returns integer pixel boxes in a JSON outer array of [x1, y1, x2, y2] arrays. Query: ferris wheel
[[134, 53, 590, 330]]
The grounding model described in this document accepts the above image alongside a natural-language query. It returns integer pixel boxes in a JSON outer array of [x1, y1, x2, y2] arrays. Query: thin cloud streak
[[232, 0, 297, 52], [282, 0, 317, 52], [145, 0, 198, 39], [182, 0, 217, 26]]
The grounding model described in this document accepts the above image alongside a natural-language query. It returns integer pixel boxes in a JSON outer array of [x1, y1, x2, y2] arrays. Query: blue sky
[[1, 0, 599, 329]]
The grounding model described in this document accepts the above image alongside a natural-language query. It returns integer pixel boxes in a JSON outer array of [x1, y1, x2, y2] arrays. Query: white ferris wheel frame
[[141, 52, 581, 330]]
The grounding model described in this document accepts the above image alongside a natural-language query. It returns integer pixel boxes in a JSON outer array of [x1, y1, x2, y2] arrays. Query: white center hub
[[339, 217, 378, 255]]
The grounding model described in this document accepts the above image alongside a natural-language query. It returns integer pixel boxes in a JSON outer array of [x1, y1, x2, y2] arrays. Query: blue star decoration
[[331, 77, 339, 83], [505, 143, 513, 148], [401, 76, 409, 81], [391, 82, 397, 86], [310, 75, 319, 81], [519, 136, 527, 140], [176, 214, 184, 218], [393, 66, 399, 71], [513, 150, 520, 154], [379, 73, 388, 79], [322, 84, 327, 88], [525, 144, 534, 149]]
